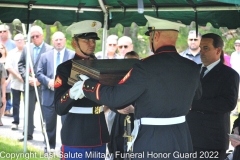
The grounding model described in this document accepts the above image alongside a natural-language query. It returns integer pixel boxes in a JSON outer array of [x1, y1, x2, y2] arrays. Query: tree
[[7, 20, 240, 58]]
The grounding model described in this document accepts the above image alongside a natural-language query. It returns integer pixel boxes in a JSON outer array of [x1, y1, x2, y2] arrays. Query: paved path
[[0, 100, 62, 152]]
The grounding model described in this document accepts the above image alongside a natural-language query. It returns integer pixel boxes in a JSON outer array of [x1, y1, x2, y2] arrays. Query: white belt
[[127, 116, 185, 151], [69, 106, 103, 114]]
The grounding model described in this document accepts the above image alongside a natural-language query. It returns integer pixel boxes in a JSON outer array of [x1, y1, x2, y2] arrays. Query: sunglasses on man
[[118, 45, 128, 49], [188, 39, 198, 41], [31, 35, 40, 39], [108, 44, 117, 47]]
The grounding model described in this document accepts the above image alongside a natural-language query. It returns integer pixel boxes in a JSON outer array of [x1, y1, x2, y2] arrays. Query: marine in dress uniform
[[74, 16, 202, 160], [54, 20, 109, 160]]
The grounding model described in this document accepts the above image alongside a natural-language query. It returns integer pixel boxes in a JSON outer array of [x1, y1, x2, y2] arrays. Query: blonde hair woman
[[0, 43, 7, 126]]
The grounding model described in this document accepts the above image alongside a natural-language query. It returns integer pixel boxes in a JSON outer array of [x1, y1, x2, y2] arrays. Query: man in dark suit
[[186, 33, 239, 160], [75, 15, 202, 160], [18, 25, 52, 141], [37, 31, 74, 151]]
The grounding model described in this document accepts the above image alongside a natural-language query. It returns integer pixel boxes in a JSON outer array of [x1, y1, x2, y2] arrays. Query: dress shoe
[[4, 110, 13, 117], [11, 124, 18, 130], [18, 136, 33, 142]]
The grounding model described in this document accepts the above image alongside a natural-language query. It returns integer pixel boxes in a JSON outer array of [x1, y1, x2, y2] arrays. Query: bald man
[[78, 15, 202, 159], [37, 31, 74, 152], [117, 36, 134, 58], [180, 30, 202, 64], [95, 34, 120, 59]]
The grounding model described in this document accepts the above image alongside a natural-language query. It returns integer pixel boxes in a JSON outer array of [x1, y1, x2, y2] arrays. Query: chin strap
[[74, 37, 97, 59], [151, 30, 156, 53]]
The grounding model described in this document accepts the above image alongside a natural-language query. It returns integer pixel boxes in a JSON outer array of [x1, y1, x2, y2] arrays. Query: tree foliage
[[8, 20, 240, 59]]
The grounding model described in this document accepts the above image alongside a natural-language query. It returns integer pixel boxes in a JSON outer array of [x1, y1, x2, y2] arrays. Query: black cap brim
[[145, 27, 155, 36], [74, 32, 100, 40], [145, 31, 150, 36]]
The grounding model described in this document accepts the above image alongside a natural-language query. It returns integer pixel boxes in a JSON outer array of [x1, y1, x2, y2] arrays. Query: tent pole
[[102, 13, 108, 58], [23, 3, 50, 156], [0, 3, 239, 12], [23, 23, 30, 153], [98, 0, 108, 58], [23, 2, 33, 153]]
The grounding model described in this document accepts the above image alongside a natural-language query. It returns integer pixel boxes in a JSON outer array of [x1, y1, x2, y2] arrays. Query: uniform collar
[[74, 53, 95, 60], [155, 45, 177, 55]]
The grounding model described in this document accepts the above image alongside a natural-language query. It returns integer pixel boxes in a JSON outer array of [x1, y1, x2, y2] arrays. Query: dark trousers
[[12, 89, 23, 125], [23, 87, 42, 139], [194, 147, 226, 160], [42, 104, 66, 149]]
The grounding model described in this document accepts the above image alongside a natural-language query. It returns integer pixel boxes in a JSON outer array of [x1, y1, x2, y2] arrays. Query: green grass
[[0, 136, 59, 160]]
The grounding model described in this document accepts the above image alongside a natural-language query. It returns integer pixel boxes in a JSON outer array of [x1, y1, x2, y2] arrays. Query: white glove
[[69, 74, 89, 100], [79, 74, 89, 81]]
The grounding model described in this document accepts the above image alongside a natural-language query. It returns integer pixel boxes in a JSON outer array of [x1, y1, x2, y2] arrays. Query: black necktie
[[200, 67, 207, 79]]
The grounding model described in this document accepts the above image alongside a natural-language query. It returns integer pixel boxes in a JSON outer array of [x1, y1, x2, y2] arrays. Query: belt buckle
[[94, 106, 101, 114]]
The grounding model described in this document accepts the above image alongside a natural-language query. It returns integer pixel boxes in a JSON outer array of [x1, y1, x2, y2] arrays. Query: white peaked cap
[[66, 20, 101, 37], [144, 15, 186, 35]]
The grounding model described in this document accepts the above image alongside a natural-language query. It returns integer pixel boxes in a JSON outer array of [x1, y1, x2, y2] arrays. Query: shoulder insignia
[[54, 76, 62, 88], [118, 68, 133, 84]]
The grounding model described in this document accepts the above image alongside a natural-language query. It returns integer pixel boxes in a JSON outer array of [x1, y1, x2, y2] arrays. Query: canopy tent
[[1, 0, 240, 154], [0, 0, 240, 29], [1, 0, 240, 52]]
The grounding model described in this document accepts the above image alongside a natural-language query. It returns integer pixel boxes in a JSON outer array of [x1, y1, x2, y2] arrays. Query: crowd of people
[[0, 14, 240, 160]]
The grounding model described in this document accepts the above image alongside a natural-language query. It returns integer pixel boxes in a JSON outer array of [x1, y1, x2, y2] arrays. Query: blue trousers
[[5, 96, 12, 111], [12, 89, 22, 124], [60, 144, 106, 160]]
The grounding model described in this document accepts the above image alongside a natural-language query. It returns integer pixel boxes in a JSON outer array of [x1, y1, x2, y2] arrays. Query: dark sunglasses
[[31, 35, 40, 39], [188, 39, 198, 41], [0, 30, 7, 33], [108, 44, 117, 47], [118, 45, 128, 49]]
